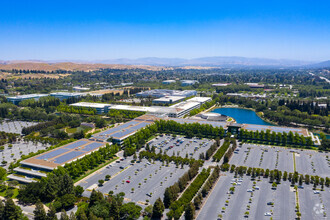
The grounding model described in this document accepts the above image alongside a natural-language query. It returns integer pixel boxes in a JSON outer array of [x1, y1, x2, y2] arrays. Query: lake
[[211, 107, 274, 126]]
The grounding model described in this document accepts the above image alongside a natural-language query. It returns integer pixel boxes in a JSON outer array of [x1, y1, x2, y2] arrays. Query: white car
[[247, 189, 253, 192], [264, 212, 272, 216], [314, 191, 320, 194]]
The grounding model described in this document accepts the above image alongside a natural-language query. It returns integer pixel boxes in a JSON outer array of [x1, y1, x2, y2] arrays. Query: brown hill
[[0, 62, 169, 71]]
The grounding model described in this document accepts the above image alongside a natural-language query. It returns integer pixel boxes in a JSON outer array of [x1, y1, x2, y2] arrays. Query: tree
[[0, 167, 6, 180], [184, 202, 195, 220], [152, 198, 165, 219], [98, 179, 105, 186], [59, 194, 76, 209], [320, 139, 330, 151], [46, 204, 58, 220], [74, 185, 84, 198], [143, 205, 153, 218], [0, 200, 4, 219], [34, 201, 47, 220], [119, 202, 142, 220], [60, 210, 69, 220], [3, 198, 24, 220]]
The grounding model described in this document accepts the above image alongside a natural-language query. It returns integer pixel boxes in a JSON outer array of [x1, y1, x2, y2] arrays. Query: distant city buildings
[[226, 93, 267, 99], [212, 83, 232, 87], [162, 80, 176, 84], [245, 83, 265, 88], [73, 86, 90, 92], [181, 80, 198, 86], [136, 89, 197, 98]]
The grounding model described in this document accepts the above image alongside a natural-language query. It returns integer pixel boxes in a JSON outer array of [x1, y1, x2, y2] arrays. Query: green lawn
[[66, 127, 78, 133]]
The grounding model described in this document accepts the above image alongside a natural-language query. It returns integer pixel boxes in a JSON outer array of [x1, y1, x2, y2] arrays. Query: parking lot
[[148, 134, 215, 160], [197, 173, 297, 220], [299, 184, 329, 219], [230, 144, 295, 173], [0, 141, 49, 168], [0, 120, 37, 134], [295, 150, 329, 178], [230, 144, 330, 177], [80, 154, 189, 205]]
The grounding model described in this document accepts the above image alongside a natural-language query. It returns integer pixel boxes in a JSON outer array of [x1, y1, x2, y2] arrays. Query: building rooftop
[[70, 102, 111, 108], [188, 97, 212, 103], [7, 94, 48, 100], [50, 92, 85, 96], [21, 139, 107, 170], [153, 96, 185, 103], [171, 101, 200, 111], [92, 116, 157, 141], [136, 89, 196, 98], [212, 83, 232, 87]]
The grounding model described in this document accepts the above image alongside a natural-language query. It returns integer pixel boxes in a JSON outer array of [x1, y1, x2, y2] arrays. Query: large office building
[[7, 94, 49, 105], [162, 80, 176, 84], [50, 92, 86, 101], [136, 89, 197, 98], [152, 96, 186, 104], [70, 102, 112, 114], [181, 80, 198, 86], [9, 139, 107, 183]]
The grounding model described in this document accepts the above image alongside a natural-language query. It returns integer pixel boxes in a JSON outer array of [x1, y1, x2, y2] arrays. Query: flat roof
[[92, 117, 155, 141], [188, 97, 212, 103], [7, 94, 48, 100], [137, 89, 196, 97], [50, 92, 85, 96], [171, 101, 200, 111], [21, 139, 107, 170], [108, 104, 178, 114], [153, 96, 185, 102], [70, 102, 111, 108]]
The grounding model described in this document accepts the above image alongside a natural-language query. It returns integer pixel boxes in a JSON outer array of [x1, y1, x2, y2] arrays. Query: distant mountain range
[[303, 60, 330, 68], [0, 56, 329, 69], [95, 56, 316, 67]]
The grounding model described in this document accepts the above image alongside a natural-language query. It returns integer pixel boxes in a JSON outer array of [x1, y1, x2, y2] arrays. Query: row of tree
[[0, 131, 19, 145], [221, 164, 330, 188], [196, 165, 221, 207], [107, 109, 145, 121], [138, 150, 199, 167], [199, 138, 220, 160], [163, 162, 201, 209], [239, 129, 314, 146], [167, 168, 211, 219], [57, 105, 97, 115], [155, 120, 225, 139], [213, 141, 231, 162]]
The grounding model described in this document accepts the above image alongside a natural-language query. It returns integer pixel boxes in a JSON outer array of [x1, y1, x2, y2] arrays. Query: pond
[[211, 107, 274, 126]]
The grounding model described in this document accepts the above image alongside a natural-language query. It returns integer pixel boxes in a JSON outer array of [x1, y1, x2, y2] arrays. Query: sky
[[0, 0, 330, 61]]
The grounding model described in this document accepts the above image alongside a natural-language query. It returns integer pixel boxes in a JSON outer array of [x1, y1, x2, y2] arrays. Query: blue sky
[[0, 0, 329, 61]]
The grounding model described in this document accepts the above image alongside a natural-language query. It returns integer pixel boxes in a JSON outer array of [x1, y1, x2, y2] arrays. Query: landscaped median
[[74, 156, 119, 184], [167, 168, 211, 219]]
